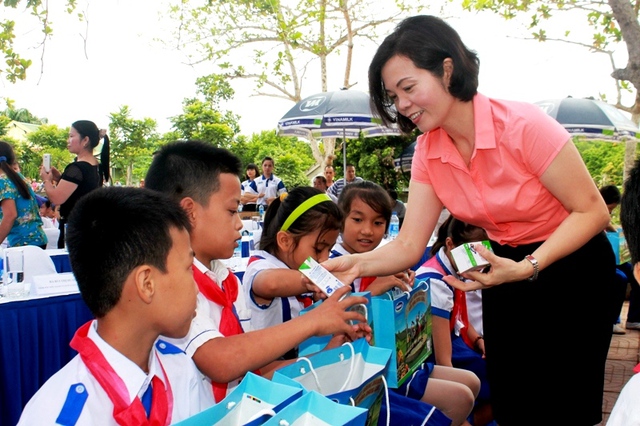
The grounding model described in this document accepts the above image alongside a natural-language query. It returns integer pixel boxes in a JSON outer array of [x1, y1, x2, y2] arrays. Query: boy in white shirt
[[18, 187, 214, 425], [144, 141, 369, 402]]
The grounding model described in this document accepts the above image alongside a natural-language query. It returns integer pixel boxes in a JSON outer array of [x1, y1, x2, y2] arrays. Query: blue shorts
[[395, 362, 434, 400]]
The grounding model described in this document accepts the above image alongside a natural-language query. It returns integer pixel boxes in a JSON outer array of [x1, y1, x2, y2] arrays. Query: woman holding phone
[[39, 120, 110, 248]]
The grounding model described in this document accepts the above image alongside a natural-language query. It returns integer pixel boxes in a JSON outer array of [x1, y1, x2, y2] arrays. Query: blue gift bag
[[298, 292, 372, 357], [175, 372, 302, 426], [607, 229, 631, 264], [272, 338, 391, 426], [371, 281, 432, 388], [262, 391, 368, 426]]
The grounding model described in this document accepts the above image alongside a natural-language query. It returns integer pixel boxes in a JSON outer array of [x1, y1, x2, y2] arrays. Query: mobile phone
[[43, 154, 51, 172]]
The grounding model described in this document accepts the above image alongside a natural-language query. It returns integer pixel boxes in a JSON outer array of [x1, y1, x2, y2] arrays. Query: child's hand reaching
[[365, 269, 415, 296], [309, 286, 368, 340], [323, 322, 373, 350]]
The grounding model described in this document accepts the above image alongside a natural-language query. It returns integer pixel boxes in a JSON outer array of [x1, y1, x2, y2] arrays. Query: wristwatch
[[524, 255, 539, 282]]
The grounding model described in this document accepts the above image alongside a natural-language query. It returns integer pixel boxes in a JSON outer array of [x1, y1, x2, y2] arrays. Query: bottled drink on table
[[389, 212, 400, 240], [258, 204, 265, 221]]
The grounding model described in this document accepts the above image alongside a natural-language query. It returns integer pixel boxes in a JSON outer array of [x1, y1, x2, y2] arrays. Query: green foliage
[[0, 115, 11, 137], [332, 133, 416, 191], [108, 106, 159, 185], [26, 124, 67, 150], [229, 130, 315, 189], [170, 73, 241, 147], [574, 139, 626, 187], [0, 1, 77, 82]]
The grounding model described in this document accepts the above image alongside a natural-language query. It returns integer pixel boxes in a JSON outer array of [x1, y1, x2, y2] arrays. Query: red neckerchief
[[192, 265, 243, 337], [359, 277, 376, 292], [69, 321, 173, 426], [192, 265, 260, 402]]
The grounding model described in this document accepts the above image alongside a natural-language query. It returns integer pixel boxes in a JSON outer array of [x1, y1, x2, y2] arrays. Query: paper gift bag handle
[[225, 401, 276, 423], [296, 342, 356, 393]]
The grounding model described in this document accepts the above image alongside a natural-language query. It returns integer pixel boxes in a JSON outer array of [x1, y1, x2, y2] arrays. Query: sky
[[1, 1, 633, 137]]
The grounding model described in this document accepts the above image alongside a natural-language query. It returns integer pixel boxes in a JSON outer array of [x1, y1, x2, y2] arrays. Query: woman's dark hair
[[245, 163, 260, 180], [0, 141, 31, 199], [338, 181, 393, 232], [369, 15, 480, 134], [72, 120, 111, 183], [260, 186, 343, 255], [430, 215, 488, 256]]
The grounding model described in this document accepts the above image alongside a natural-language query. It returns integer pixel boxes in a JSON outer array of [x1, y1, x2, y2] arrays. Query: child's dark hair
[[66, 187, 191, 318], [338, 181, 393, 231], [145, 141, 242, 205], [0, 141, 31, 199], [260, 186, 342, 255], [72, 120, 110, 183], [600, 184, 621, 205], [430, 215, 488, 256]]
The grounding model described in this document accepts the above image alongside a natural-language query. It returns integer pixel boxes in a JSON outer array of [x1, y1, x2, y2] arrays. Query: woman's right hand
[[322, 255, 361, 288]]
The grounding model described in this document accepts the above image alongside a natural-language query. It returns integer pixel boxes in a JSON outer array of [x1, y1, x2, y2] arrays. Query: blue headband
[[0, 156, 6, 162]]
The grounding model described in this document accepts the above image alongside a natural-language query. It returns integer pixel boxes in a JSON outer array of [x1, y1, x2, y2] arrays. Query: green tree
[[459, 0, 640, 176], [231, 130, 315, 189], [332, 133, 415, 191], [0, 115, 11, 137], [2, 105, 47, 124], [170, 74, 240, 147], [108, 106, 159, 186], [166, 0, 427, 164], [1, 1, 79, 82], [24, 124, 73, 178]]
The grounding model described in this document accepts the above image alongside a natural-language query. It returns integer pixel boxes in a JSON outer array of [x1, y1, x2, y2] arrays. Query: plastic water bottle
[[389, 212, 400, 240], [258, 204, 265, 220], [231, 239, 242, 268]]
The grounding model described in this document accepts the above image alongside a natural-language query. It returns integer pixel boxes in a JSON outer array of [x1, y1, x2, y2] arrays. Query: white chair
[[44, 227, 60, 250], [3, 245, 58, 284]]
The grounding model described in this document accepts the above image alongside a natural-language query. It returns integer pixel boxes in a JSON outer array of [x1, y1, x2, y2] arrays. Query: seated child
[[144, 141, 369, 401], [243, 187, 342, 334], [18, 187, 215, 425], [332, 180, 414, 295], [336, 181, 481, 426], [415, 215, 493, 425]]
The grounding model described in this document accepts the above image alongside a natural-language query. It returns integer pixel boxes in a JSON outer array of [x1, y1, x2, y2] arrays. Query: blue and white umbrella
[[535, 97, 640, 141], [278, 89, 400, 173]]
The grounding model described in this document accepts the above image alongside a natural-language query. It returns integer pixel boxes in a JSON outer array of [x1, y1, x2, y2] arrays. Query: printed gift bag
[[607, 229, 631, 265], [262, 391, 367, 426], [175, 372, 302, 426], [272, 338, 391, 426], [371, 280, 432, 388], [298, 292, 372, 357]]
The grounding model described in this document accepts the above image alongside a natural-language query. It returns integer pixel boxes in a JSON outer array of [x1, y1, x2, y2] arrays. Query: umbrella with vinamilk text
[[535, 97, 640, 141], [277, 89, 401, 175]]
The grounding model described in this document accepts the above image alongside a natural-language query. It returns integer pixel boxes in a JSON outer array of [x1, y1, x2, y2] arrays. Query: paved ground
[[600, 301, 640, 425]]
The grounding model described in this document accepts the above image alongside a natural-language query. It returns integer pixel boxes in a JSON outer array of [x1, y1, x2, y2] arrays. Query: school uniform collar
[[434, 247, 462, 279], [260, 174, 274, 182], [87, 320, 167, 403], [193, 258, 230, 287], [331, 242, 350, 258], [424, 93, 497, 161]]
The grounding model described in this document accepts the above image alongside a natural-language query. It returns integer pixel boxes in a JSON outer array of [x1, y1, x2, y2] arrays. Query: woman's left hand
[[443, 243, 532, 291]]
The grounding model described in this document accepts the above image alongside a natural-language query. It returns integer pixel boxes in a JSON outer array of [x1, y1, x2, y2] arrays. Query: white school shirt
[[607, 372, 640, 425], [330, 243, 364, 292], [415, 248, 456, 323], [243, 250, 305, 331], [18, 320, 214, 426], [254, 174, 286, 206], [241, 179, 259, 208], [162, 259, 252, 397]]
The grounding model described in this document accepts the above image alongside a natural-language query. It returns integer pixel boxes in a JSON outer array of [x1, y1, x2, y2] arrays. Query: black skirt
[[482, 231, 615, 425]]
